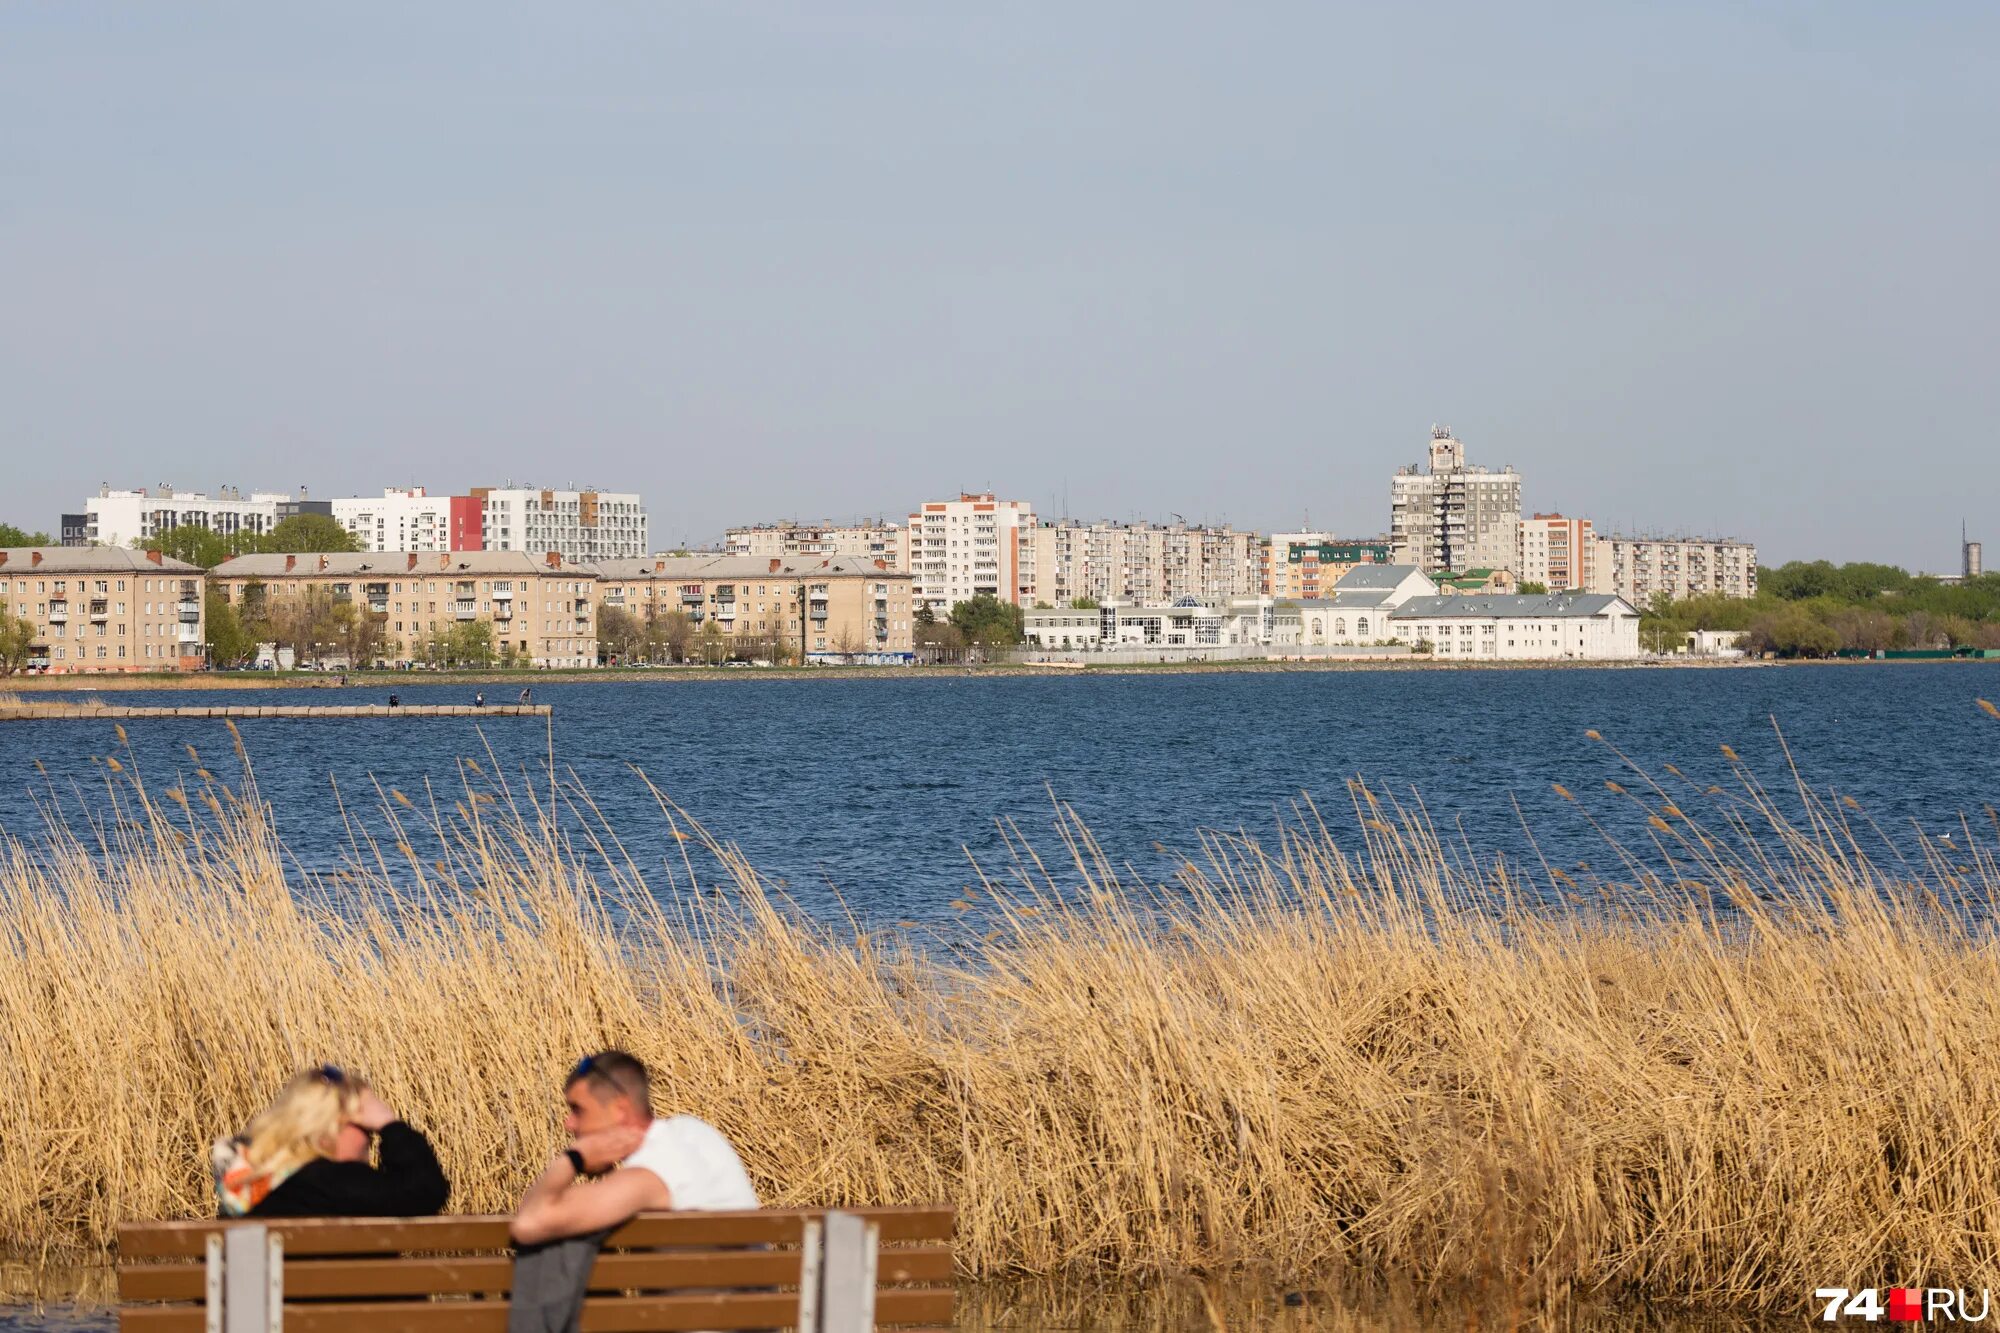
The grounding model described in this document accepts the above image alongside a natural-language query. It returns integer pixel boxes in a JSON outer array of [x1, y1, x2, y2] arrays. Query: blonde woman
[[213, 1065, 449, 1217]]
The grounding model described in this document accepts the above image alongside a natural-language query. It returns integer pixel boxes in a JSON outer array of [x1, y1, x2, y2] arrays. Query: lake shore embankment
[[0, 654, 1793, 692]]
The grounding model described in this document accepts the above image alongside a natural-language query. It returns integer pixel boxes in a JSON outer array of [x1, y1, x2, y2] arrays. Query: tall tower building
[[1388, 427, 1522, 575], [1966, 522, 1984, 580], [906, 493, 1035, 613]]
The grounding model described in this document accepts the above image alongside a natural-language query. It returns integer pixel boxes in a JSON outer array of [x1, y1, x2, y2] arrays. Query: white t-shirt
[[620, 1115, 760, 1211]]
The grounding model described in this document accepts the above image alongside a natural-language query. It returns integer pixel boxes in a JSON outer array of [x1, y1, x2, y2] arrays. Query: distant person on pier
[[519, 686, 531, 706], [388, 693, 399, 708], [475, 691, 485, 708], [212, 1065, 449, 1218]]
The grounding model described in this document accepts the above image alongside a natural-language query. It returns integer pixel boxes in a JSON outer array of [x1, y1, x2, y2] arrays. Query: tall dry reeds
[[3, 715, 2000, 1314]]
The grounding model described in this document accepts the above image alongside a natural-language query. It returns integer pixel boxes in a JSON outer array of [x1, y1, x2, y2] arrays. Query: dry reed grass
[[3, 715, 2000, 1315]]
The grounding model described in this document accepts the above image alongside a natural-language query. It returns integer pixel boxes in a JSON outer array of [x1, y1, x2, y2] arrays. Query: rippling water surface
[[3, 663, 1996, 921]]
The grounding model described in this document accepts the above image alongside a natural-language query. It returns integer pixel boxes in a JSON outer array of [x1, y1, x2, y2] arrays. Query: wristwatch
[[563, 1147, 587, 1176]]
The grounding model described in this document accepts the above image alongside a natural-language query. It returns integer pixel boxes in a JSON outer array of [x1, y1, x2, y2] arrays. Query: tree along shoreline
[[1642, 559, 2000, 657]]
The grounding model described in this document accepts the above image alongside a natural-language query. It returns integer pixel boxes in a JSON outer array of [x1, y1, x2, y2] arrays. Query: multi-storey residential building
[[210, 551, 598, 668], [723, 521, 908, 571], [474, 487, 647, 564], [1020, 520, 1260, 607], [0, 547, 205, 673], [594, 555, 914, 662], [1261, 534, 1395, 599], [1515, 514, 1600, 592], [82, 486, 331, 548], [1599, 535, 1758, 606], [332, 488, 484, 554], [1389, 427, 1522, 575], [907, 494, 1034, 613]]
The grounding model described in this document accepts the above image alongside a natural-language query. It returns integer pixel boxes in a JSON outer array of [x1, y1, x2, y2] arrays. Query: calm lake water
[[3, 662, 1998, 920]]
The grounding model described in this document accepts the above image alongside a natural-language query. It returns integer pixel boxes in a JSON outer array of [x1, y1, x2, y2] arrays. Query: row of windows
[[0, 578, 191, 595]]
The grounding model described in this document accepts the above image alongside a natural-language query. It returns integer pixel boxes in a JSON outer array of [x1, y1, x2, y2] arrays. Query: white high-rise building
[[1515, 513, 1601, 592], [907, 493, 1035, 613], [474, 487, 647, 564], [331, 488, 478, 553], [1389, 428, 1522, 575], [81, 486, 327, 548]]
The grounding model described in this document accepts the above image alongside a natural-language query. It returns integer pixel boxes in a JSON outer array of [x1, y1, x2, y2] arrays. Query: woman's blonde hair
[[243, 1067, 365, 1180]]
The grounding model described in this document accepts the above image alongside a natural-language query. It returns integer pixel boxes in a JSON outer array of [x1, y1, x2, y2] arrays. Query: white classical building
[[1390, 592, 1641, 661], [1284, 565, 1439, 646]]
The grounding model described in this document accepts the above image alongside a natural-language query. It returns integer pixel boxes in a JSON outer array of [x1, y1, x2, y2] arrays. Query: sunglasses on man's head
[[316, 1064, 346, 1084]]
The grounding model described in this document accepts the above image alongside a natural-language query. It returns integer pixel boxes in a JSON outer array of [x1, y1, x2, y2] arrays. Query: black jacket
[[243, 1121, 450, 1218]]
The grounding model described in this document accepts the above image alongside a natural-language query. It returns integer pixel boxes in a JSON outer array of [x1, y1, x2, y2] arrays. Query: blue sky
[[2, 3, 1995, 566]]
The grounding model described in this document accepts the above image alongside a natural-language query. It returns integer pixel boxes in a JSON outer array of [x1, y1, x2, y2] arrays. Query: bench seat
[[117, 1205, 955, 1331]]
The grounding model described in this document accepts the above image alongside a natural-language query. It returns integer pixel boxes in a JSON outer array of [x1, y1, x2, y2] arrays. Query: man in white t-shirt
[[509, 1050, 759, 1247]]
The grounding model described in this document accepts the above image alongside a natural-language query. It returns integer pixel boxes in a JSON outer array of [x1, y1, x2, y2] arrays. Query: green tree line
[[140, 516, 362, 568], [1646, 561, 2000, 657]]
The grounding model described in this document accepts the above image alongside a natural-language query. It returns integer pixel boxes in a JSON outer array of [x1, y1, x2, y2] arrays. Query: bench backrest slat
[[118, 1205, 953, 1258], [120, 1242, 955, 1302]]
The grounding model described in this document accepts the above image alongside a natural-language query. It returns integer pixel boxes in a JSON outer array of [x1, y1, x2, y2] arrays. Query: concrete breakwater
[[0, 702, 551, 721]]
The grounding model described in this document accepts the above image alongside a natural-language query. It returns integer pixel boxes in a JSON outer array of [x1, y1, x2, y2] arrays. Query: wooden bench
[[117, 1205, 955, 1331]]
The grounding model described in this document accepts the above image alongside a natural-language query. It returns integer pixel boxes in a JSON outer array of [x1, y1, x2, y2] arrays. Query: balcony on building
[[89, 600, 109, 621], [47, 600, 68, 623]]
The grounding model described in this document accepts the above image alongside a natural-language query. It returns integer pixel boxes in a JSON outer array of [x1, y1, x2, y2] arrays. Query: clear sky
[[3, 3, 1995, 567]]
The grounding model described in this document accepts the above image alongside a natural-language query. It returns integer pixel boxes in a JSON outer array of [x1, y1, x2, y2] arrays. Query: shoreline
[[0, 655, 1846, 692]]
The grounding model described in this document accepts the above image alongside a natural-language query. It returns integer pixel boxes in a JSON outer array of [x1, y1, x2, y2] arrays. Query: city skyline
[[4, 5, 1996, 570]]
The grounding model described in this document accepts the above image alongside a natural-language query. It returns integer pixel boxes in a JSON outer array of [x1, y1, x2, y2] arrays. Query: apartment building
[[332, 488, 484, 554], [1020, 520, 1261, 607], [0, 547, 206, 673], [907, 494, 1035, 613], [82, 486, 331, 548], [210, 551, 598, 668], [594, 555, 914, 662], [724, 521, 908, 570], [1262, 534, 1395, 599], [1600, 535, 1758, 606], [1389, 427, 1523, 575], [475, 487, 647, 563], [1390, 593, 1642, 661], [1515, 514, 1601, 592]]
